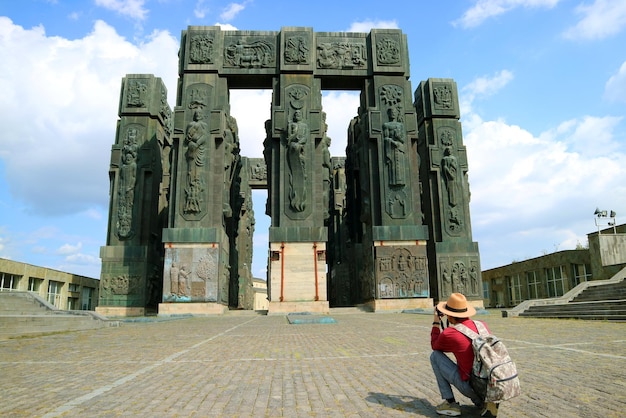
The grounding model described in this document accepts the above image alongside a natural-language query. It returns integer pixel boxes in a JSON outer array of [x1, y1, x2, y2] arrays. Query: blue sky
[[1, 0, 625, 280]]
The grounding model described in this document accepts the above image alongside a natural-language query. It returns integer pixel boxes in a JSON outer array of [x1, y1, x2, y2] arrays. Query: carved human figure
[[442, 147, 458, 207], [469, 266, 478, 295], [321, 118, 332, 220], [223, 115, 240, 218], [117, 129, 138, 238], [441, 266, 452, 296], [185, 108, 208, 179], [177, 265, 190, 297], [383, 106, 406, 187], [184, 108, 208, 213], [285, 109, 309, 212], [169, 262, 179, 296], [120, 146, 137, 196]]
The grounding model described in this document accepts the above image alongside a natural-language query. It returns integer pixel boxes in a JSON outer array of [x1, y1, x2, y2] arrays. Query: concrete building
[[482, 221, 626, 308], [0, 258, 100, 311], [252, 278, 269, 311]]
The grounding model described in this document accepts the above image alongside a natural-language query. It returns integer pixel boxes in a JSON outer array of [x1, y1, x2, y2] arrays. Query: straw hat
[[436, 293, 476, 318]]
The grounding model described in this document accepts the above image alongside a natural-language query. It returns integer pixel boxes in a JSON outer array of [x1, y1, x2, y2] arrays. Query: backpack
[[454, 320, 521, 403]]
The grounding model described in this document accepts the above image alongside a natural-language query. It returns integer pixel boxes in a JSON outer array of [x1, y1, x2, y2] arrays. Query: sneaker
[[480, 401, 499, 417], [436, 400, 461, 416]]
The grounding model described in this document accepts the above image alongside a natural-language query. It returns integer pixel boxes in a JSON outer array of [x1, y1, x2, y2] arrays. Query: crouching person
[[430, 293, 498, 417]]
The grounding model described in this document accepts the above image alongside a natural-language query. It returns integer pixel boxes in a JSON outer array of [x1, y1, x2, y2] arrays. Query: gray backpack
[[454, 320, 521, 403]]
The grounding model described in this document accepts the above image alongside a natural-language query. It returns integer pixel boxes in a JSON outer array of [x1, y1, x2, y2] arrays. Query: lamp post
[[594, 208, 617, 234]]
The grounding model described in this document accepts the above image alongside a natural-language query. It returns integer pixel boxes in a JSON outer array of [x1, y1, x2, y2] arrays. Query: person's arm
[[430, 309, 442, 349]]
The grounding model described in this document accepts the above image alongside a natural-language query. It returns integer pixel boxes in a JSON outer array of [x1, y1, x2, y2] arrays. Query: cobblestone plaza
[[2, 312, 624, 417]]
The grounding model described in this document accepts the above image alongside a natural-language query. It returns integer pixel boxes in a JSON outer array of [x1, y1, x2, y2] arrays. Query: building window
[[68, 283, 79, 292], [545, 266, 566, 298], [68, 297, 79, 310], [47, 280, 63, 308], [29, 277, 43, 292], [509, 274, 523, 305], [482, 280, 489, 300], [572, 264, 591, 286], [527, 271, 540, 300], [0, 273, 19, 291], [81, 287, 94, 310]]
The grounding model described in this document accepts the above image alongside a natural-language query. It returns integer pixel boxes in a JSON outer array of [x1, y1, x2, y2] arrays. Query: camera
[[436, 307, 444, 318]]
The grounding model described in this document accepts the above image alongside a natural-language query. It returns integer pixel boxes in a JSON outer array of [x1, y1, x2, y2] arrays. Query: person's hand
[[433, 308, 441, 324]]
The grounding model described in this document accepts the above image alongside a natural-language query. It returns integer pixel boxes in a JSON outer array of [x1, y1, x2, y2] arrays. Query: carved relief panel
[[282, 84, 313, 219], [116, 124, 144, 240], [428, 121, 469, 238], [377, 84, 414, 220], [415, 78, 461, 121], [438, 256, 481, 299], [101, 274, 142, 297], [223, 36, 276, 68], [280, 29, 313, 71], [189, 33, 216, 64], [316, 36, 367, 70], [163, 246, 220, 302], [180, 83, 213, 221], [370, 30, 405, 73], [375, 245, 429, 298]]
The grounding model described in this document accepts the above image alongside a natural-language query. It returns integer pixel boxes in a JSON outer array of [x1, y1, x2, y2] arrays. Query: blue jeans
[[430, 350, 482, 406]]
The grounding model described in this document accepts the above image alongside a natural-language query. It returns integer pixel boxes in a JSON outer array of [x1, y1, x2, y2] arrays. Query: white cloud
[[347, 20, 399, 32], [57, 242, 83, 255], [220, 2, 247, 21], [0, 18, 179, 216], [539, 116, 624, 157], [605, 61, 626, 102], [229, 90, 272, 158], [194, 0, 209, 19], [95, 0, 148, 21], [455, 0, 561, 28], [0, 230, 7, 254], [215, 23, 238, 31], [321, 91, 361, 156], [563, 0, 626, 40], [64, 252, 100, 265], [462, 81, 626, 267], [461, 70, 514, 114]]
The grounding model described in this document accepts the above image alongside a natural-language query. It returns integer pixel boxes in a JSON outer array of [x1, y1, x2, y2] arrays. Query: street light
[[594, 208, 617, 234]]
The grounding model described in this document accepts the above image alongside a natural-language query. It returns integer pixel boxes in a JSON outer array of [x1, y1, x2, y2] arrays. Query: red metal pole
[[280, 242, 285, 302]]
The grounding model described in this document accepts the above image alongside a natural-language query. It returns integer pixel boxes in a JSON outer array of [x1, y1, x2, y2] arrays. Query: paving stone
[[0, 312, 624, 417]]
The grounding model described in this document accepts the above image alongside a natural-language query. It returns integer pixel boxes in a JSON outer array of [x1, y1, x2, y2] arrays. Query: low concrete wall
[[158, 302, 227, 316]]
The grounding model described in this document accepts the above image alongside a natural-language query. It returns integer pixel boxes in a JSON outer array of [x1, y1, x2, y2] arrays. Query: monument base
[[268, 241, 327, 302], [95, 306, 145, 317], [267, 301, 330, 315], [365, 298, 434, 313], [158, 302, 227, 316]]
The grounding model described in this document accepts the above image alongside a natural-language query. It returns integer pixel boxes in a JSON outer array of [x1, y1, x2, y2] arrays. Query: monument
[[96, 26, 483, 316]]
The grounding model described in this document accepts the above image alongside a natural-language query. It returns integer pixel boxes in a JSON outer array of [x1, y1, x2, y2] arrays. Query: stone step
[[524, 301, 626, 313], [518, 312, 626, 321], [0, 314, 115, 339], [574, 290, 626, 302], [573, 281, 626, 302], [0, 292, 54, 314]]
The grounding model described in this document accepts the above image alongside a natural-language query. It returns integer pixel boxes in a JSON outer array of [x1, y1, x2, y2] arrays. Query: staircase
[[0, 291, 118, 339], [508, 268, 626, 321]]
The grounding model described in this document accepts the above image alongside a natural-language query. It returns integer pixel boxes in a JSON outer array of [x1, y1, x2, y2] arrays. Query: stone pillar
[[231, 157, 256, 310], [342, 30, 431, 312], [415, 78, 483, 307], [159, 50, 239, 314], [265, 29, 329, 313], [361, 74, 431, 311], [98, 74, 172, 317]]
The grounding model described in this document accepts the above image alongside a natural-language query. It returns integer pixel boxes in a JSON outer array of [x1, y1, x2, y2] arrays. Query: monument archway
[[97, 26, 483, 316]]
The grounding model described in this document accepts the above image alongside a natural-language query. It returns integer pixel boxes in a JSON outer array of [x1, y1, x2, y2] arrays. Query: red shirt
[[431, 318, 489, 381]]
